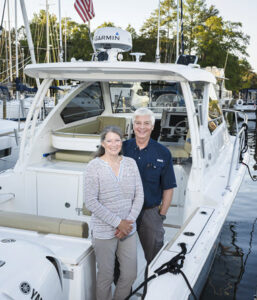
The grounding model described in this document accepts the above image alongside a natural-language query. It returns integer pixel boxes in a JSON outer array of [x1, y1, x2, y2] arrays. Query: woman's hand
[[115, 228, 126, 239], [117, 219, 133, 235]]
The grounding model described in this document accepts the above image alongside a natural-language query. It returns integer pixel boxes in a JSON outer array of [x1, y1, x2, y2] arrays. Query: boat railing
[[0, 193, 15, 204], [0, 128, 22, 138], [222, 108, 248, 190]]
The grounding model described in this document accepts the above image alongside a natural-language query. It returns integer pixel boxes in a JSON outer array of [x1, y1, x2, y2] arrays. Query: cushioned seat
[[168, 131, 191, 159], [0, 210, 88, 238], [52, 115, 128, 152], [97, 116, 127, 134], [55, 150, 94, 163]]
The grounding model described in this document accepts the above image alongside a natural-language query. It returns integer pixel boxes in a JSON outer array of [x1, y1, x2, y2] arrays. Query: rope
[[125, 243, 198, 300], [239, 123, 257, 182]]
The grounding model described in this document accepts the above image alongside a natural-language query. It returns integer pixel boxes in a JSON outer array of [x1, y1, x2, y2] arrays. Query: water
[[201, 120, 257, 300]]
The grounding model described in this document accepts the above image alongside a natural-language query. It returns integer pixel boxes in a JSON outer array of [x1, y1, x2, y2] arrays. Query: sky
[[1, 0, 257, 72]]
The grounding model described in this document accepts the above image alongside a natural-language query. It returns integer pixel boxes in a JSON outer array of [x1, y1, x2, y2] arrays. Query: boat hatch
[[166, 207, 214, 254]]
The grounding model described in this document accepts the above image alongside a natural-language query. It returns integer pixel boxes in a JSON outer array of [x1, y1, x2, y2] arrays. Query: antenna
[[155, 0, 161, 63], [130, 53, 145, 62]]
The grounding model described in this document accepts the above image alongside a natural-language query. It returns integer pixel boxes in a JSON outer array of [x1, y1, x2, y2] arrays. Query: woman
[[84, 125, 143, 300]]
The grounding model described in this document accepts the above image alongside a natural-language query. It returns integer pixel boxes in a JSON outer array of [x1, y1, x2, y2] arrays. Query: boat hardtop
[[25, 60, 216, 83]]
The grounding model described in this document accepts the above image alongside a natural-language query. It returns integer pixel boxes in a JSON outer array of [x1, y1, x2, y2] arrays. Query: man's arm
[[159, 188, 174, 216]]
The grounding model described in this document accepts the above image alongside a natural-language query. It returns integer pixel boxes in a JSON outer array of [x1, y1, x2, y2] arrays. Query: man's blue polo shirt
[[123, 138, 177, 208]]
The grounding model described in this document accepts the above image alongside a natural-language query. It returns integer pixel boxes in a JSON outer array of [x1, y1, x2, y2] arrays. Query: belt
[[143, 205, 159, 210]]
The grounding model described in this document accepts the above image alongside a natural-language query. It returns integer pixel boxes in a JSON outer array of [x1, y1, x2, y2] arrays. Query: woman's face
[[102, 132, 122, 156]]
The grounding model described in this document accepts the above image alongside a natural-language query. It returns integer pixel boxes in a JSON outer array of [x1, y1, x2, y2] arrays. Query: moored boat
[[0, 28, 249, 300]]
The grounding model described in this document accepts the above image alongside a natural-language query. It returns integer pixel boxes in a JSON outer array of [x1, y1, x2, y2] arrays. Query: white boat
[[0, 119, 23, 172], [234, 99, 256, 120], [0, 28, 249, 300], [0, 96, 55, 120]]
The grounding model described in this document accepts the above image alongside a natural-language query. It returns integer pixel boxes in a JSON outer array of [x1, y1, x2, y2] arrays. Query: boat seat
[[55, 150, 94, 163], [52, 115, 128, 151], [0, 210, 89, 238], [98, 116, 127, 134], [168, 131, 191, 159]]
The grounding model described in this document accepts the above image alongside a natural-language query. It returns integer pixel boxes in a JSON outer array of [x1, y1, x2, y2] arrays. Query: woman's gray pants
[[93, 233, 137, 300]]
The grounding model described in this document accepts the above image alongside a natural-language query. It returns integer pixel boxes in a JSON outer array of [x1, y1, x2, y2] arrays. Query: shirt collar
[[133, 138, 153, 151]]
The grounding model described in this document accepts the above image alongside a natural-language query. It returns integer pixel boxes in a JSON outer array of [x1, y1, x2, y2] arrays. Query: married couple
[[84, 107, 177, 300]]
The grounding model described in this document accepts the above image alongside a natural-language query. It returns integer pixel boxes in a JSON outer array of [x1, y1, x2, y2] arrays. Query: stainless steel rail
[[223, 109, 248, 190]]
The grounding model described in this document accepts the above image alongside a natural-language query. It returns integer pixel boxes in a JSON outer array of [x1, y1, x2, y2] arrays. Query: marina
[[0, 0, 257, 299], [0, 26, 251, 299]]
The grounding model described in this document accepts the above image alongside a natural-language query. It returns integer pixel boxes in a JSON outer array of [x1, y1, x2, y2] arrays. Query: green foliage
[[1, 0, 256, 92], [139, 0, 253, 92]]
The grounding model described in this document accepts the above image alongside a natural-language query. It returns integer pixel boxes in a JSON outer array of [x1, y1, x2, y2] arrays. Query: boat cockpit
[[50, 80, 191, 165]]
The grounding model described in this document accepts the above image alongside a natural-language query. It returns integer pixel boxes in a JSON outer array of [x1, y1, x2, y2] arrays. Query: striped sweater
[[84, 156, 144, 239]]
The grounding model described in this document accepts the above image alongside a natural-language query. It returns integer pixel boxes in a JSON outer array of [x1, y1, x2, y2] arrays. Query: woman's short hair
[[94, 125, 123, 157], [132, 107, 155, 126]]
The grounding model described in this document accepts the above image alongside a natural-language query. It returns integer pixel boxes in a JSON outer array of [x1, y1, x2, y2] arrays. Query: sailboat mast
[[7, 0, 13, 81], [0, 0, 7, 33], [58, 0, 63, 62], [176, 0, 179, 61], [46, 0, 50, 63], [180, 0, 184, 54], [15, 0, 21, 121], [155, 0, 161, 63], [4, 21, 9, 82], [15, 0, 18, 80], [64, 17, 67, 62], [20, 0, 40, 87]]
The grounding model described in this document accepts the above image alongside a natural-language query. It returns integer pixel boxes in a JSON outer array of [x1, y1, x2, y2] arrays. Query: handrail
[[19, 78, 52, 163], [222, 108, 248, 129], [223, 109, 248, 190], [0, 129, 24, 137], [52, 131, 99, 137], [0, 193, 15, 204]]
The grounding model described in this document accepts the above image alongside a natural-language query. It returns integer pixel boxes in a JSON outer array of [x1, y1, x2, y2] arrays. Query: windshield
[[60, 82, 104, 124], [109, 81, 185, 113]]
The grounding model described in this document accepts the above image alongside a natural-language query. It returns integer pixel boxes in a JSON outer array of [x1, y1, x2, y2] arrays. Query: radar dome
[[93, 27, 132, 52]]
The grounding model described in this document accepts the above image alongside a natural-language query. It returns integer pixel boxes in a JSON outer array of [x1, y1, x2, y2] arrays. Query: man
[[123, 107, 177, 264]]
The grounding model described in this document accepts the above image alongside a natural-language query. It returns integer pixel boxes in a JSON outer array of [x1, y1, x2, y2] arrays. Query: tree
[[96, 22, 116, 29], [125, 24, 138, 39], [66, 22, 92, 61], [19, 10, 60, 64]]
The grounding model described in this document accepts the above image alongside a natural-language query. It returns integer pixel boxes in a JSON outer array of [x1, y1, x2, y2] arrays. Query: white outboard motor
[[0, 238, 63, 300], [93, 27, 132, 62]]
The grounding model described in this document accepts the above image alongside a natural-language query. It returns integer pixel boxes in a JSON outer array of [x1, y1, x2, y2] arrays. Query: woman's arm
[[127, 160, 144, 222]]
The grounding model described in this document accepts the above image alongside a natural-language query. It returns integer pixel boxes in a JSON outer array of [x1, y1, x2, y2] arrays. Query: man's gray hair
[[132, 108, 155, 126]]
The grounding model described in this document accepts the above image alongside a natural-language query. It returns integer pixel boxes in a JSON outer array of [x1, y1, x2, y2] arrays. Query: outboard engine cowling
[[0, 238, 63, 300]]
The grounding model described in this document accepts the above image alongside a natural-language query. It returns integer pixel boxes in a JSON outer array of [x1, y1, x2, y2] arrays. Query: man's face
[[133, 115, 154, 140]]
